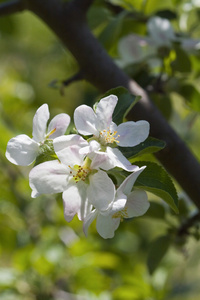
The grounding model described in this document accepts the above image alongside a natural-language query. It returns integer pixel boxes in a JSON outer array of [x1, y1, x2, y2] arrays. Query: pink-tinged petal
[[96, 214, 120, 239], [83, 209, 98, 236], [90, 151, 109, 170], [126, 190, 149, 218], [32, 104, 49, 142], [74, 105, 99, 136], [62, 183, 86, 222], [53, 134, 88, 165], [98, 147, 138, 171], [117, 166, 146, 196], [117, 121, 150, 147], [6, 134, 39, 166], [29, 160, 69, 197], [87, 170, 115, 211], [95, 95, 118, 131], [47, 113, 70, 139]]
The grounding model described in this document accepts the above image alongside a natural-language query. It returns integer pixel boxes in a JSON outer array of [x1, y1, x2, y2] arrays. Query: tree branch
[[0, 0, 25, 16], [21, 0, 200, 209]]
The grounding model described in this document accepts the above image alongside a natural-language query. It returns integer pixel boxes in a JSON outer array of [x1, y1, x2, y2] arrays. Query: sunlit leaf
[[135, 161, 179, 213]]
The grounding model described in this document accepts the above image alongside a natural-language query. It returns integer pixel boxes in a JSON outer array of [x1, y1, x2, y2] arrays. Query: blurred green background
[[1, 0, 200, 299]]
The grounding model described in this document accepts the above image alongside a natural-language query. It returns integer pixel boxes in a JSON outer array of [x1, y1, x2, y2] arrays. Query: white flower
[[147, 17, 176, 48], [6, 104, 70, 166], [118, 16, 200, 69], [29, 134, 115, 222], [74, 95, 149, 171], [83, 166, 150, 239], [74, 95, 149, 147], [118, 34, 155, 66]]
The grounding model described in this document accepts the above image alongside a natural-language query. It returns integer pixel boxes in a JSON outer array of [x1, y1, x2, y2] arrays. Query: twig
[[49, 71, 84, 95], [0, 0, 25, 16], [62, 71, 84, 87]]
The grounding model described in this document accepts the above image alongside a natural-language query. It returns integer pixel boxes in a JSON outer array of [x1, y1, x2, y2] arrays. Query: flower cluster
[[118, 16, 200, 68], [6, 95, 150, 238]]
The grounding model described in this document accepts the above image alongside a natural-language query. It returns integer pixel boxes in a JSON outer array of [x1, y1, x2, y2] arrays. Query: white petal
[[79, 140, 101, 156], [96, 214, 120, 239], [53, 134, 88, 165], [90, 151, 109, 170], [95, 95, 118, 130], [62, 183, 85, 222], [47, 113, 70, 139], [83, 209, 98, 236], [87, 170, 115, 211], [117, 121, 150, 147], [99, 147, 139, 171], [126, 190, 149, 218], [117, 166, 146, 196], [76, 181, 90, 221], [111, 196, 127, 214], [74, 105, 99, 136], [6, 134, 39, 166], [32, 104, 49, 142], [29, 160, 69, 196]]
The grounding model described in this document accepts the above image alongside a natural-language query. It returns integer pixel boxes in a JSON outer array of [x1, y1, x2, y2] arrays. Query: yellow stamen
[[68, 164, 90, 183], [112, 207, 128, 222], [46, 128, 56, 139], [99, 128, 120, 145]]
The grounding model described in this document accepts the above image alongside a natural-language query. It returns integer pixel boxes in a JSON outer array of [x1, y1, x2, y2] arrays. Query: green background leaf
[[135, 161, 179, 213], [147, 235, 171, 274], [119, 137, 166, 159]]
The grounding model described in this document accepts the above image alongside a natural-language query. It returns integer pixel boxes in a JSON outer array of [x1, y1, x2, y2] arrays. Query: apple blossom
[[29, 134, 115, 222], [74, 95, 149, 147], [6, 104, 70, 166], [74, 95, 149, 171], [118, 16, 200, 69], [147, 17, 176, 48], [83, 166, 150, 239]]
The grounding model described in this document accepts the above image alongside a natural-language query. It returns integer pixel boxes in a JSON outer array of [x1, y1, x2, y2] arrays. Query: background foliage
[[1, 0, 200, 299]]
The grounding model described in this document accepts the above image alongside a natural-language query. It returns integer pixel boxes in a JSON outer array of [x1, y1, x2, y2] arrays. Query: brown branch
[[0, 0, 25, 16], [20, 0, 200, 209]]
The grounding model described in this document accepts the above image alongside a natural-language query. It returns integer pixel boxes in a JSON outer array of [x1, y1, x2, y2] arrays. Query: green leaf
[[179, 84, 200, 112], [102, 86, 140, 125], [171, 45, 191, 73], [152, 93, 172, 120], [135, 161, 179, 213], [99, 11, 128, 51], [119, 137, 166, 159], [144, 201, 166, 220], [147, 235, 171, 274], [155, 9, 177, 20]]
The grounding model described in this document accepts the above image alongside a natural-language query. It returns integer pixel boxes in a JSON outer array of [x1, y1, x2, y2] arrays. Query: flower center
[[68, 158, 92, 183], [112, 207, 128, 222], [99, 129, 120, 145]]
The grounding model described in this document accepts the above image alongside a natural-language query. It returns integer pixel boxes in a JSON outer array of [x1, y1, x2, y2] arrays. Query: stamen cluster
[[99, 129, 120, 145]]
